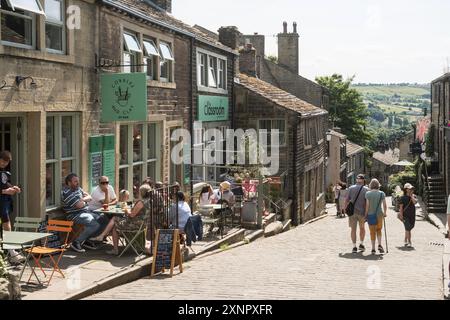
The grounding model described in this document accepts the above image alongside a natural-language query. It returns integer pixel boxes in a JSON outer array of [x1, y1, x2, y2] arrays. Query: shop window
[[45, 114, 79, 209], [45, 0, 64, 53], [119, 123, 161, 201]]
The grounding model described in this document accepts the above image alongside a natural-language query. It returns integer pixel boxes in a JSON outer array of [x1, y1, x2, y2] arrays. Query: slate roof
[[328, 129, 346, 139], [372, 149, 400, 166], [102, 0, 236, 54], [236, 73, 326, 116], [346, 140, 364, 156]]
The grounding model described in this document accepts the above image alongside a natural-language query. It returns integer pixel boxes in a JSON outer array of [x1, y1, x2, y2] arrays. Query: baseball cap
[[404, 183, 414, 189], [356, 174, 365, 180]]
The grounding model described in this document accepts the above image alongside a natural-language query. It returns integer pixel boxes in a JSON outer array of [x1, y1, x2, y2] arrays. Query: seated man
[[61, 173, 107, 252], [89, 176, 117, 211]]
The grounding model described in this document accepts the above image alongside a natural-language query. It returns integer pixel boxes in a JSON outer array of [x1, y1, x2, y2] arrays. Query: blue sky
[[173, 0, 450, 84]]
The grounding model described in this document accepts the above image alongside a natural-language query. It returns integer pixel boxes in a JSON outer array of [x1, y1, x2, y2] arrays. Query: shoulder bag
[[346, 186, 364, 217]]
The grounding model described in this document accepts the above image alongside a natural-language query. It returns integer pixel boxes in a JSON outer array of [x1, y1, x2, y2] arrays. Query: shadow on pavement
[[395, 246, 416, 252], [338, 252, 384, 261]]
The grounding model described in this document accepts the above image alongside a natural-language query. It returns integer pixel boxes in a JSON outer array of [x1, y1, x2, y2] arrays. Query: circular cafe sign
[[111, 78, 135, 118]]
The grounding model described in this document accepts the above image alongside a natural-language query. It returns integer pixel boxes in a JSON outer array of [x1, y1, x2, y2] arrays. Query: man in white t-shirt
[[89, 176, 117, 211]]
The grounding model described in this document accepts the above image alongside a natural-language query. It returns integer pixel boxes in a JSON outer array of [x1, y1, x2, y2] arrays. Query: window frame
[[0, 2, 36, 49], [44, 0, 65, 54], [158, 41, 173, 83], [143, 38, 159, 80], [45, 113, 80, 210], [258, 119, 287, 147], [196, 48, 228, 94], [119, 122, 161, 201]]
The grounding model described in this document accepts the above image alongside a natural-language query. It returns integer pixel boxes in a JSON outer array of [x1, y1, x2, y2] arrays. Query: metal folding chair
[[24, 220, 73, 286], [116, 215, 148, 258]]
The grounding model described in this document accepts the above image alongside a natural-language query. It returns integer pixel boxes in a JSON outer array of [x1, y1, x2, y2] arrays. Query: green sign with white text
[[101, 73, 147, 122], [198, 95, 229, 122]]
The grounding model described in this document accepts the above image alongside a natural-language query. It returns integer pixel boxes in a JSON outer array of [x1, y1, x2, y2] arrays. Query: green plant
[[220, 244, 230, 251], [388, 170, 417, 193]]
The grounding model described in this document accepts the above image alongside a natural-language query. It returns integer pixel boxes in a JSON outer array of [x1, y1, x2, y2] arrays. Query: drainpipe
[[189, 37, 194, 208], [293, 116, 299, 225]]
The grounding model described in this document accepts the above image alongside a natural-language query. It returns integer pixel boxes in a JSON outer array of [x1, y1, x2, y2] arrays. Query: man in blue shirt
[[61, 173, 105, 252]]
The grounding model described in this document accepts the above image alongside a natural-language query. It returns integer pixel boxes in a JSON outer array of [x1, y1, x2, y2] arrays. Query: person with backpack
[[365, 179, 388, 255], [398, 183, 417, 247], [345, 174, 369, 253]]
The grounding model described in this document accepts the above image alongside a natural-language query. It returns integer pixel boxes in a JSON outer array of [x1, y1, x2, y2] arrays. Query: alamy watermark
[[170, 122, 280, 176]]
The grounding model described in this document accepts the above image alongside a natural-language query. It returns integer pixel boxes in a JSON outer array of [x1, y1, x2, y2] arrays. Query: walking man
[[345, 174, 369, 253]]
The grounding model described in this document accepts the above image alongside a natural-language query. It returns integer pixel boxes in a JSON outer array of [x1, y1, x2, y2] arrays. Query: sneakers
[[82, 241, 98, 250], [352, 247, 358, 253], [358, 244, 366, 252], [371, 249, 376, 255], [70, 241, 86, 253], [378, 245, 385, 254], [9, 253, 26, 264]]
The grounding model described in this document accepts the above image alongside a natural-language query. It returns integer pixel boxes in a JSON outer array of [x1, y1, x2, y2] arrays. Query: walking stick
[[383, 215, 388, 253]]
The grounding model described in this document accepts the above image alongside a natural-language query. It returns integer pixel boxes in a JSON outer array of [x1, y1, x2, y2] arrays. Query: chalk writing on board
[[154, 229, 174, 273]]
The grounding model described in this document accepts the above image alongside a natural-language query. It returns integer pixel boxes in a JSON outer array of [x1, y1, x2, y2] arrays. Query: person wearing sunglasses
[[88, 176, 118, 211]]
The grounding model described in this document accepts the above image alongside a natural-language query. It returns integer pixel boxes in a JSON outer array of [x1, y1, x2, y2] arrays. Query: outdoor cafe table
[[198, 204, 229, 238], [92, 205, 129, 217], [1, 231, 52, 285]]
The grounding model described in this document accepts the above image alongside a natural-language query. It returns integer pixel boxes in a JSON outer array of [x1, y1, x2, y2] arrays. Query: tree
[[316, 74, 371, 146], [388, 116, 393, 128], [267, 55, 278, 63]]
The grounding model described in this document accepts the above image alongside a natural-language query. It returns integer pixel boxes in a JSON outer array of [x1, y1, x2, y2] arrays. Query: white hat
[[404, 183, 414, 190]]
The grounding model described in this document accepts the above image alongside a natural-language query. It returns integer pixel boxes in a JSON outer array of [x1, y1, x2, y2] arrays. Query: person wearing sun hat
[[217, 181, 235, 206], [399, 183, 418, 247]]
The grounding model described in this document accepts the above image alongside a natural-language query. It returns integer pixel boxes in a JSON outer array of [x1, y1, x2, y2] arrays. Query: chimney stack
[[277, 21, 299, 74], [239, 43, 257, 77], [218, 26, 241, 50]]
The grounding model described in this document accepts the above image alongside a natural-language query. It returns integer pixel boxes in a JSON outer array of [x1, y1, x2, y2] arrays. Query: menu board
[[102, 135, 115, 187], [89, 136, 103, 192], [151, 229, 183, 277]]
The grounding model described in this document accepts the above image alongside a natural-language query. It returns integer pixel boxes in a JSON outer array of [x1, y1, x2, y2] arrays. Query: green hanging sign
[[101, 73, 147, 122], [198, 95, 229, 122]]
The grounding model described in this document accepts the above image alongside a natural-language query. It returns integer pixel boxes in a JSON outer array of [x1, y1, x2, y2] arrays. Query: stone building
[[369, 149, 401, 192], [325, 129, 347, 189], [0, 0, 238, 219], [398, 131, 415, 162], [346, 140, 365, 185], [239, 22, 330, 110], [431, 73, 450, 197], [235, 63, 328, 224]]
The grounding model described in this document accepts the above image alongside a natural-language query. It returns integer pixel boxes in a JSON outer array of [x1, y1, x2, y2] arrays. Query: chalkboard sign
[[102, 135, 115, 187], [151, 229, 183, 277]]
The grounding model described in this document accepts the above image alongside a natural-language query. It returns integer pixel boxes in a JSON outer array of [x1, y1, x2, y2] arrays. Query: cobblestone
[[88, 199, 443, 300]]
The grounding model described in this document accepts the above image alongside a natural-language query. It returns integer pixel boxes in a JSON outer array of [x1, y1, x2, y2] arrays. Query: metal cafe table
[[92, 205, 129, 217], [1, 231, 52, 285]]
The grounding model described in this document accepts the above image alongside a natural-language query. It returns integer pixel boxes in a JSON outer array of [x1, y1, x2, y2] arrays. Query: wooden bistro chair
[[24, 220, 74, 286]]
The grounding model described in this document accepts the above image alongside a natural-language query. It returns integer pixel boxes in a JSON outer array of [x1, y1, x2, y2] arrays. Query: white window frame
[[218, 58, 226, 89], [45, 0, 65, 54], [258, 119, 287, 147], [159, 41, 173, 83], [196, 48, 228, 94], [5, 0, 45, 15], [208, 56, 217, 88], [143, 38, 159, 80], [119, 123, 161, 201], [0, 2, 36, 49], [45, 113, 80, 210]]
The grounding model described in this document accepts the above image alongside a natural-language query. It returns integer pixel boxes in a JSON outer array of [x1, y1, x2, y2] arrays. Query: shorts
[[403, 215, 416, 231], [0, 197, 13, 223], [348, 213, 365, 229]]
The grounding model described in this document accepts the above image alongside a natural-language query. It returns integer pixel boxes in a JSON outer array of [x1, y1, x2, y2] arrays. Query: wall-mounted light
[[15, 76, 37, 89]]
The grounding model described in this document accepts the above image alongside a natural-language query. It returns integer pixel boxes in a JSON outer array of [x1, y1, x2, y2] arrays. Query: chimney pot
[[283, 21, 287, 33], [293, 22, 297, 33]]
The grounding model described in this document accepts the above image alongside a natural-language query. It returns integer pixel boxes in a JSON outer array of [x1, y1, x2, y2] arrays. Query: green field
[[354, 85, 430, 97]]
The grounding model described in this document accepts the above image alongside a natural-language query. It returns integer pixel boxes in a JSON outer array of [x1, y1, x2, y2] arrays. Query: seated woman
[[199, 184, 214, 206], [106, 185, 152, 255]]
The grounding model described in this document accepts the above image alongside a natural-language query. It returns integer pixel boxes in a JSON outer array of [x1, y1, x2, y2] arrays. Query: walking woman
[[338, 182, 348, 218], [398, 183, 417, 247], [365, 179, 388, 255]]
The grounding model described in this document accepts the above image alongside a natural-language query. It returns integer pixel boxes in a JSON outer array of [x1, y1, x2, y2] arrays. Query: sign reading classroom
[[198, 95, 229, 122], [101, 73, 147, 122]]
